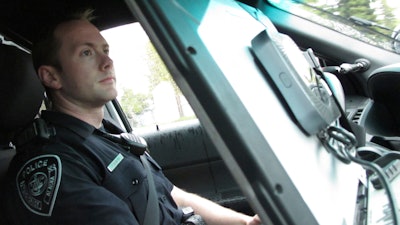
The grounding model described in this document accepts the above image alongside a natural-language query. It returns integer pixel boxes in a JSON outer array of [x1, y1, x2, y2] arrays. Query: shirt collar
[[41, 110, 98, 139]]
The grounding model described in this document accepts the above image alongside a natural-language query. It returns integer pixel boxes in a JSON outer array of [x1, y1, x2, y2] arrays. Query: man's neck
[[53, 104, 105, 128]]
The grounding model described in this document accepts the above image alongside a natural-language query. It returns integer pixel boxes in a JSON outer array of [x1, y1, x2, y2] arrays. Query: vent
[[351, 108, 364, 124]]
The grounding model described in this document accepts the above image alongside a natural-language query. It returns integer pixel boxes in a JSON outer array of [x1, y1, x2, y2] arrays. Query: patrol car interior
[[2, 0, 400, 224], [0, 43, 44, 180]]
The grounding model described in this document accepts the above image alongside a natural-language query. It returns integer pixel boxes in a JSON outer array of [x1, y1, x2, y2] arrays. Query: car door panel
[[139, 120, 209, 169], [138, 120, 249, 212]]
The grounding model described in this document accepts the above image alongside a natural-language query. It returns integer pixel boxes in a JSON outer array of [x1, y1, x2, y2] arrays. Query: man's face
[[54, 20, 117, 108]]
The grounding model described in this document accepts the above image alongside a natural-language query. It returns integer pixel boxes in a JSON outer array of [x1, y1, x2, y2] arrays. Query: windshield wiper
[[286, 0, 399, 52], [347, 16, 399, 46], [349, 16, 392, 32], [291, 0, 394, 38]]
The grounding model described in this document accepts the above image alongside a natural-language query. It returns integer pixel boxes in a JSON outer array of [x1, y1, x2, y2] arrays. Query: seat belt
[[101, 132, 160, 225], [140, 154, 160, 225], [14, 120, 161, 225]]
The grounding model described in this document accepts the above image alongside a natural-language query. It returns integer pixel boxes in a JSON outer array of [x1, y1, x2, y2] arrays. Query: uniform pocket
[[102, 154, 146, 200]]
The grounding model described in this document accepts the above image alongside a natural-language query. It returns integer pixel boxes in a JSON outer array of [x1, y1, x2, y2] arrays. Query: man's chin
[[105, 89, 118, 99]]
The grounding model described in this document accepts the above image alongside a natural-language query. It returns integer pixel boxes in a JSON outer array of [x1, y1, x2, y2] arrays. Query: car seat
[[360, 63, 400, 150], [0, 40, 45, 180]]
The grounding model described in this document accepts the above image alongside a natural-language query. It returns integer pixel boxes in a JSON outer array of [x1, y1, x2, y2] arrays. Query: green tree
[[336, 0, 376, 21], [144, 41, 184, 117], [374, 0, 398, 30], [120, 88, 150, 118], [318, 0, 397, 30], [303, 0, 399, 48]]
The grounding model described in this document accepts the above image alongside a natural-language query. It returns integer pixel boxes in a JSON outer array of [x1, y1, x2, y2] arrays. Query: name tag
[[107, 153, 124, 172]]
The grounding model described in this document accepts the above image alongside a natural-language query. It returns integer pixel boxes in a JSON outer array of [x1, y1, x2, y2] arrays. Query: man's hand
[[246, 215, 262, 225]]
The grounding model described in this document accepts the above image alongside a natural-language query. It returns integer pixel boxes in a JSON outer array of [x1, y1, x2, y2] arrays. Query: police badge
[[16, 154, 62, 216]]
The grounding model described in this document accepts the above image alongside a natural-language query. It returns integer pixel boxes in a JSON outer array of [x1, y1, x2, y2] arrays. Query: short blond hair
[[32, 8, 96, 72]]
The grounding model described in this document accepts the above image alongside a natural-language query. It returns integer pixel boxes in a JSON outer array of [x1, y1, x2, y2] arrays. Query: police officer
[[2, 9, 261, 225]]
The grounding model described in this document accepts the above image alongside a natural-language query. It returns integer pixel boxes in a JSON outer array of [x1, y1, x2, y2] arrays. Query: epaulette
[[13, 118, 56, 147]]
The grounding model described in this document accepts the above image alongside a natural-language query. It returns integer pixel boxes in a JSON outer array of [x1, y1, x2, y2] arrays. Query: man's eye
[[82, 49, 92, 56], [104, 48, 110, 55]]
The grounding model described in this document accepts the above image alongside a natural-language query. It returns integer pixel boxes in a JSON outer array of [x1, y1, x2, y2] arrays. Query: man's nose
[[100, 54, 113, 71]]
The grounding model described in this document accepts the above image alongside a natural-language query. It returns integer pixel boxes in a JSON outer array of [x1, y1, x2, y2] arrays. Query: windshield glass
[[269, 0, 400, 53]]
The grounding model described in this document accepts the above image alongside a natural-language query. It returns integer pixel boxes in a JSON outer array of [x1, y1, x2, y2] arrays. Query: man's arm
[[171, 186, 261, 225], [3, 143, 141, 225]]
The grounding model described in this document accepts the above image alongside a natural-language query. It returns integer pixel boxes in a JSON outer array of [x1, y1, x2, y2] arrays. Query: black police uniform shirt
[[2, 110, 184, 225]]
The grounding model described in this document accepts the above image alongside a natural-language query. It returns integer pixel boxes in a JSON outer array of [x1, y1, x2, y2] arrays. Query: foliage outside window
[[269, 0, 400, 53]]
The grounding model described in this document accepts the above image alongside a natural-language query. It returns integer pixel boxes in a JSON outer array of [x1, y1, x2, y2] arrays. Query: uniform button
[[132, 179, 139, 185]]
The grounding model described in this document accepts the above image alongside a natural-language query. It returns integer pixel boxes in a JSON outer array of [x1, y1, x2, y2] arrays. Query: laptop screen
[[196, 1, 363, 224]]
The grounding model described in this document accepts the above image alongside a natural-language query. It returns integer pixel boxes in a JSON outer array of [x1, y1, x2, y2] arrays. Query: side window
[[101, 23, 196, 130]]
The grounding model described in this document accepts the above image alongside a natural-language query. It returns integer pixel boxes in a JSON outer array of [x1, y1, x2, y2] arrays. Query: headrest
[[367, 63, 400, 102], [0, 42, 45, 137], [365, 63, 400, 136]]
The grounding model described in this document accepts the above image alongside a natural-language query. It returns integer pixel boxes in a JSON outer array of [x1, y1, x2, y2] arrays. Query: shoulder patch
[[16, 154, 62, 216]]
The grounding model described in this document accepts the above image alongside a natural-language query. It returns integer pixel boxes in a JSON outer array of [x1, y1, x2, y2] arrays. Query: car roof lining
[[0, 0, 258, 50], [0, 0, 136, 49]]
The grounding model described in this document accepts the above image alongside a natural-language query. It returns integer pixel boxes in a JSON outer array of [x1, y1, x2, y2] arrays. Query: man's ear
[[37, 65, 62, 89]]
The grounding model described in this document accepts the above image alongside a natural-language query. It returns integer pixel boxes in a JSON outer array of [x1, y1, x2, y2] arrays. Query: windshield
[[269, 0, 400, 53]]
